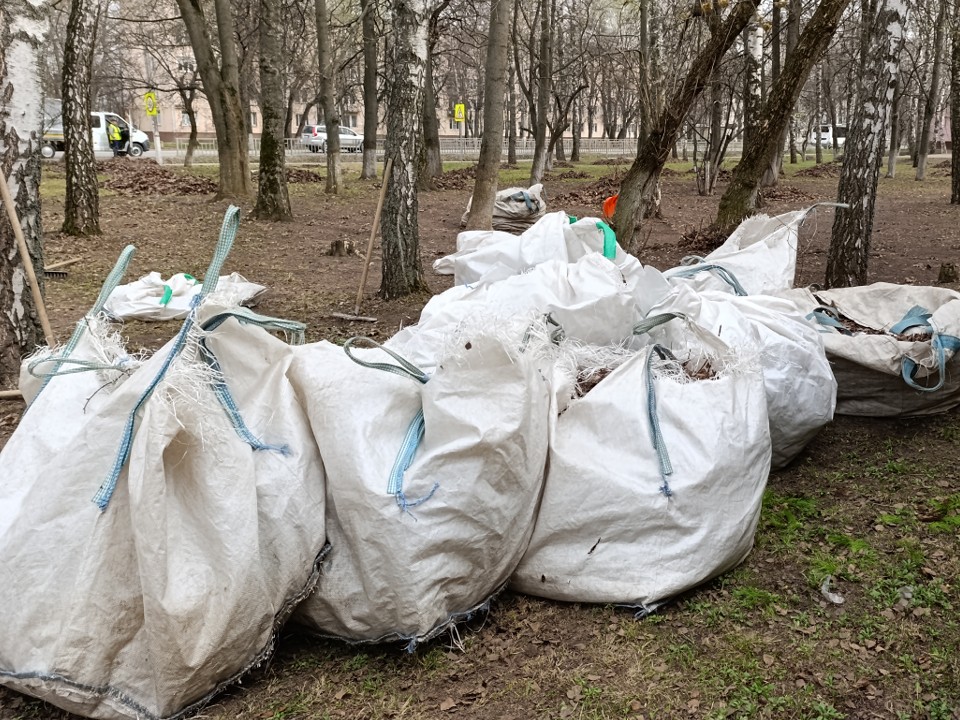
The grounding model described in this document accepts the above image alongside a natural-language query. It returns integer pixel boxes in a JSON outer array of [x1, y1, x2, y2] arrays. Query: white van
[[42, 112, 151, 158], [808, 124, 847, 149]]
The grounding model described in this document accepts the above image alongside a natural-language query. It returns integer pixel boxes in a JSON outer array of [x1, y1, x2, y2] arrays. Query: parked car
[[807, 124, 846, 149], [300, 124, 363, 153], [41, 111, 151, 158]]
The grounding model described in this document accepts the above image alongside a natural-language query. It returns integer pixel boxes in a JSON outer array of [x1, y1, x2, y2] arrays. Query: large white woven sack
[[460, 183, 547, 232], [512, 331, 771, 611], [104, 270, 266, 321], [780, 283, 960, 416], [644, 283, 837, 468], [0, 211, 327, 720], [390, 253, 641, 372], [290, 332, 551, 646], [664, 209, 810, 296]]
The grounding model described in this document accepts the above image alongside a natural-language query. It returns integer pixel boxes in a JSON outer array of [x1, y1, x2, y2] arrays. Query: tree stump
[[327, 239, 357, 257], [937, 262, 958, 284]]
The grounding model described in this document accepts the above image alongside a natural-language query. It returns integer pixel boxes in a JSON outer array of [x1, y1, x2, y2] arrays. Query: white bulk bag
[[290, 333, 551, 646], [643, 283, 837, 468], [664, 209, 811, 296], [20, 245, 142, 405], [390, 253, 641, 372], [460, 183, 547, 232], [781, 283, 960, 416], [104, 270, 266, 321], [0, 209, 327, 720], [512, 328, 771, 611]]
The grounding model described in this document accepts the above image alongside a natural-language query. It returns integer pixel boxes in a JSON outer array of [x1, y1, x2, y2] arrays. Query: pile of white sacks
[[2, 205, 959, 720]]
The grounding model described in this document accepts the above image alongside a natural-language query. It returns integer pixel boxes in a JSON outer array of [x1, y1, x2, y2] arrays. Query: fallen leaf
[[440, 697, 457, 712]]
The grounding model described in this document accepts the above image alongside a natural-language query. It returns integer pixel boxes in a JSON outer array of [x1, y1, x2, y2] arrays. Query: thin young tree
[[915, 0, 949, 181], [380, 0, 430, 299], [1, 0, 47, 385], [714, 0, 852, 233], [611, 0, 761, 253], [952, 1, 960, 204], [61, 0, 104, 237], [464, 0, 513, 230], [825, 0, 908, 288], [528, 0, 553, 185], [253, 0, 292, 220], [315, 0, 343, 194], [175, 0, 251, 199], [360, 0, 379, 180]]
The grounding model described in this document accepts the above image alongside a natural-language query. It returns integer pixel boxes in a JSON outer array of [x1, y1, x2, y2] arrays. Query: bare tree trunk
[[528, 0, 552, 184], [885, 76, 901, 178], [826, 0, 908, 288], [0, 0, 47, 385], [316, 0, 342, 194], [742, 22, 763, 151], [61, 0, 102, 237], [787, 0, 801, 164], [465, 0, 512, 230], [380, 0, 429, 299], [715, 0, 852, 232], [360, 0, 379, 179], [571, 97, 581, 162], [916, 0, 948, 181], [253, 0, 292, 221], [762, 1, 784, 187], [815, 65, 824, 164], [507, 61, 518, 165], [420, 24, 442, 189], [952, 6, 960, 204], [611, 0, 761, 252], [180, 87, 199, 168], [175, 0, 252, 199]]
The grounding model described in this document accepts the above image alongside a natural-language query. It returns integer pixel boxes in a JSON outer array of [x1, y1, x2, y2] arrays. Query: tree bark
[[742, 22, 763, 152], [315, 0, 342, 194], [528, 0, 552, 185], [507, 60, 518, 165], [253, 0, 292, 221], [762, 1, 785, 187], [175, 0, 251, 199], [1, 0, 47, 385], [360, 0, 379, 180], [465, 0, 513, 230], [715, 0, 851, 233], [61, 0, 102, 237], [825, 0, 908, 288], [380, 0, 429, 299], [916, 0, 948, 181], [952, 5, 960, 204], [611, 0, 761, 252], [420, 18, 442, 189], [787, 0, 801, 164], [885, 76, 901, 178]]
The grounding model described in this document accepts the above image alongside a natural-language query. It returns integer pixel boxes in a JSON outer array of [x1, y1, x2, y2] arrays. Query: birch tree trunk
[[952, 7, 960, 204], [360, 0, 379, 180], [742, 22, 763, 152], [253, 0, 292, 220], [528, 0, 552, 185], [761, 2, 784, 187], [465, 0, 512, 230], [915, 0, 948, 181], [611, 0, 760, 252], [1, 0, 47, 385], [715, 0, 852, 233], [61, 0, 102, 237], [787, 0, 801, 164], [380, 0, 429, 299], [316, 0, 342, 194], [826, 0, 908, 288], [507, 61, 518, 165], [885, 77, 901, 177], [175, 0, 251, 199]]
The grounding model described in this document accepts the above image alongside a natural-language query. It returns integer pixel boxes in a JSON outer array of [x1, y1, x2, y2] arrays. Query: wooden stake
[[354, 157, 393, 316], [0, 175, 55, 346]]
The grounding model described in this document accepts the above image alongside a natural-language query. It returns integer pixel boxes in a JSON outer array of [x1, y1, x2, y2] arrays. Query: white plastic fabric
[[664, 209, 809, 296], [434, 213, 638, 288], [290, 332, 550, 645], [391, 253, 642, 372], [780, 283, 960, 416], [460, 183, 547, 232], [104, 271, 266, 321], [511, 329, 771, 609], [643, 282, 837, 468], [0, 302, 327, 720]]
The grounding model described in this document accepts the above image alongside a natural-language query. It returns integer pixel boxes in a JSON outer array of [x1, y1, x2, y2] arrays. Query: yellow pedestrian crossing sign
[[454, 103, 465, 122], [144, 92, 159, 116]]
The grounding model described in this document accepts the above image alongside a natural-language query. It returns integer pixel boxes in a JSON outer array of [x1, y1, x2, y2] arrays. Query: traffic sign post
[[454, 103, 465, 160], [144, 92, 163, 165]]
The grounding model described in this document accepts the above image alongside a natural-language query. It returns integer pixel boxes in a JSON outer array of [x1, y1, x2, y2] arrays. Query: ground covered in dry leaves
[[0, 155, 958, 720]]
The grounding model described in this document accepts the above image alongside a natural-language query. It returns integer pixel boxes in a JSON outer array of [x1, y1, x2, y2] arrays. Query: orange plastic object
[[602, 194, 618, 220]]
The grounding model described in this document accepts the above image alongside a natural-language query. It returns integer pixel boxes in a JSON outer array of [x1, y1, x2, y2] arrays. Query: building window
[[177, 57, 195, 72], [295, 114, 303, 127], [180, 112, 191, 127], [250, 112, 258, 127], [345, 114, 358, 128]]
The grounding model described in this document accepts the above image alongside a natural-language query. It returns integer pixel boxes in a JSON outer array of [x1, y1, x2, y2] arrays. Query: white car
[[808, 124, 846, 149], [300, 124, 363, 153]]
